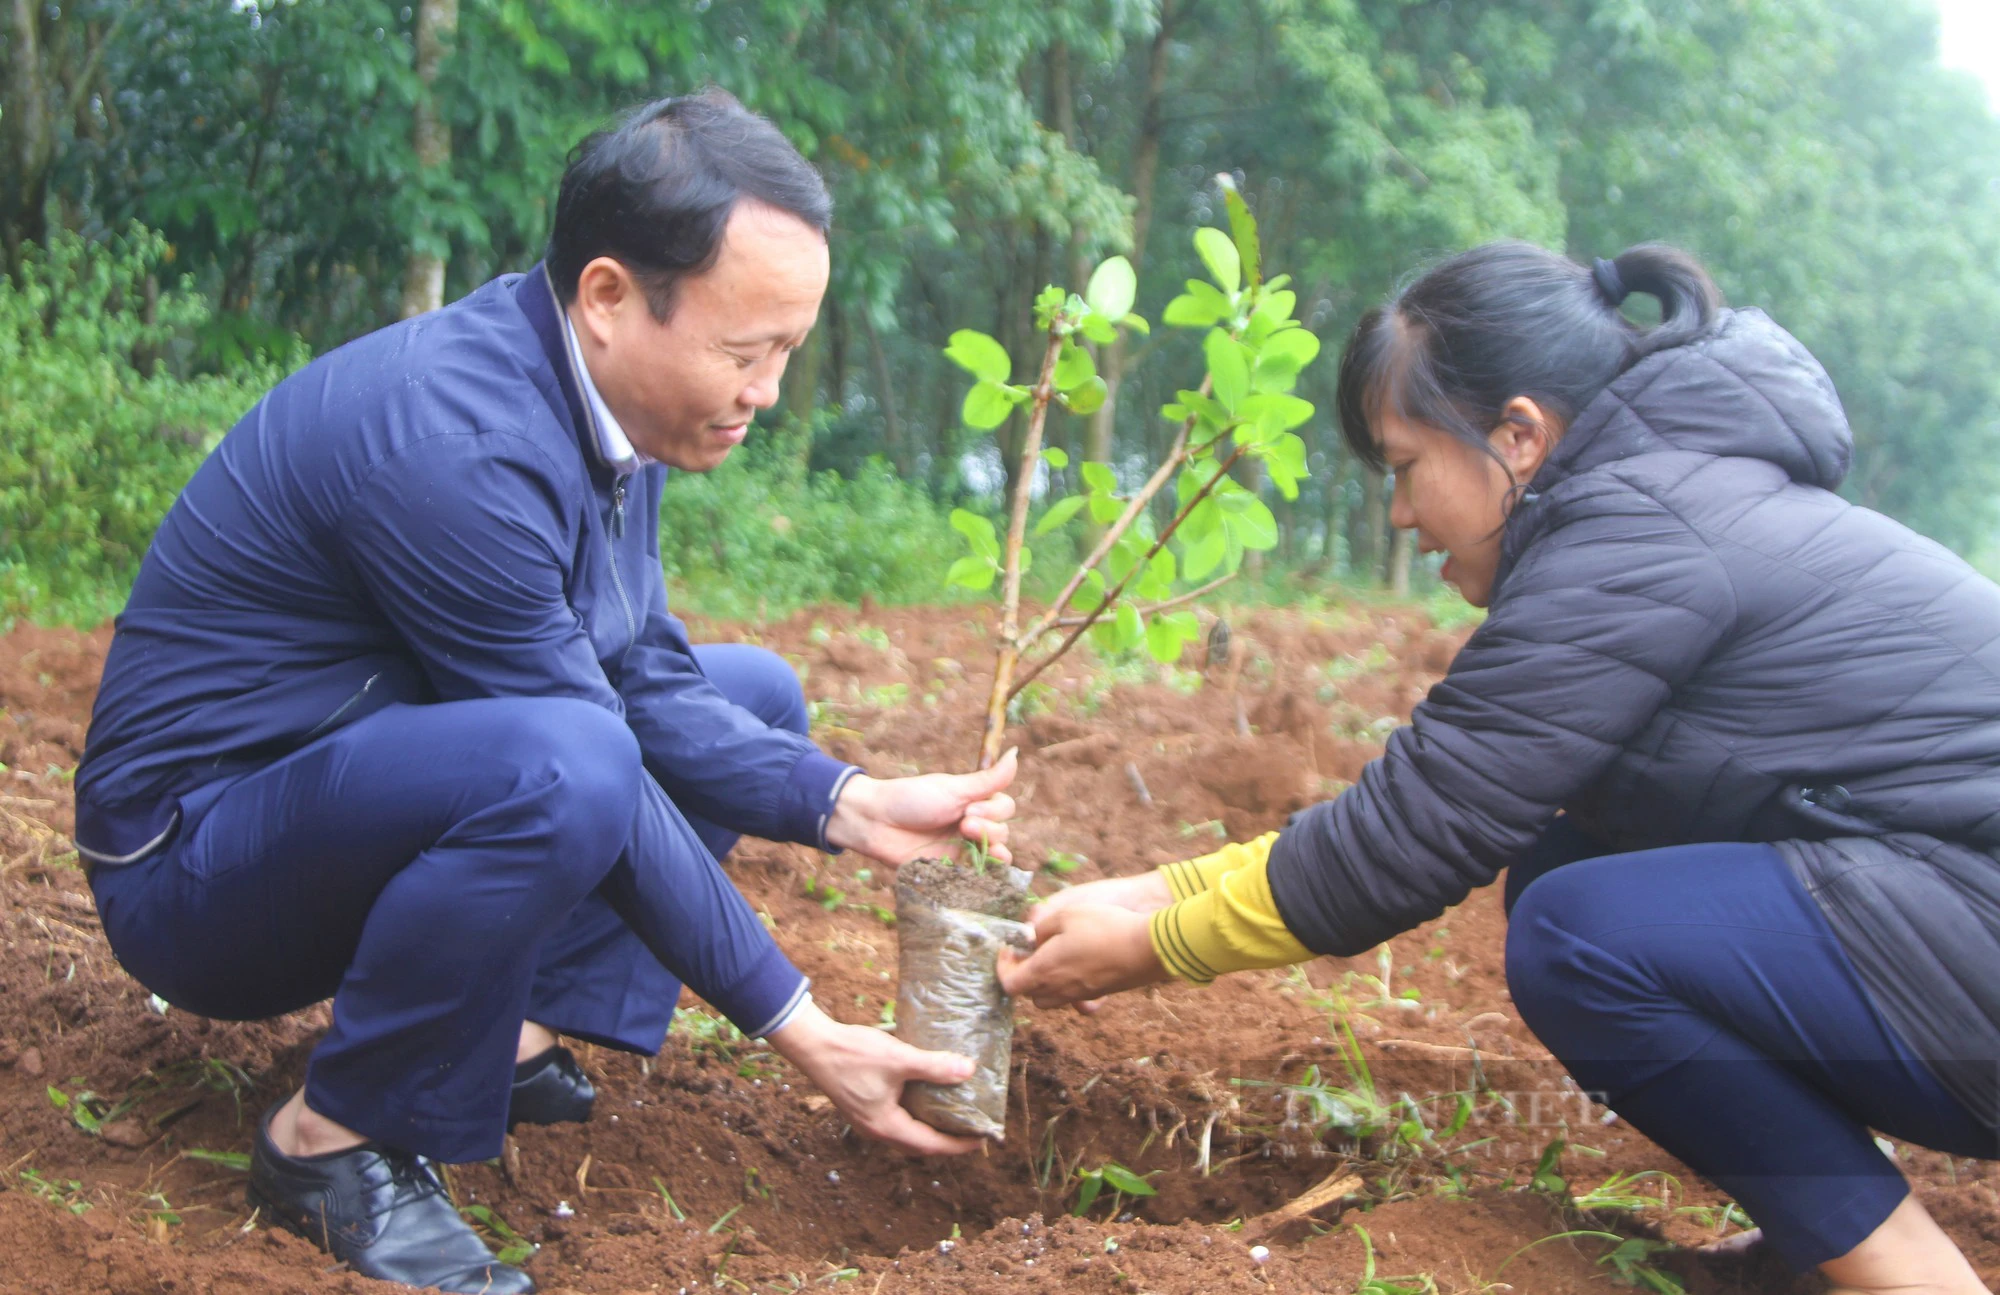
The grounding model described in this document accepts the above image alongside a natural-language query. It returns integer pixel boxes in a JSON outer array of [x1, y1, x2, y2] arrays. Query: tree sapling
[[894, 180, 1323, 1141]]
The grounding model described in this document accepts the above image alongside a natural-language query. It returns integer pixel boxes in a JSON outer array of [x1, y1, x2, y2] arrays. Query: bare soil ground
[[1, 603, 1994, 1294]]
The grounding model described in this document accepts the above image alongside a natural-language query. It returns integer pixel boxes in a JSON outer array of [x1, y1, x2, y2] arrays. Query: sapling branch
[[977, 328, 1068, 770], [1051, 572, 1239, 629], [1007, 442, 1249, 702], [1016, 379, 1209, 652]]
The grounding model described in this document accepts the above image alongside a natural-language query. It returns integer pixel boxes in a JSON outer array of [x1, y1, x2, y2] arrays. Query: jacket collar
[[515, 261, 620, 477]]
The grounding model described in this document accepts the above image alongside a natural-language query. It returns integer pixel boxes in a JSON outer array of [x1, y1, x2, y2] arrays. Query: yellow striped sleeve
[[1158, 831, 1280, 902], [1148, 843, 1313, 985]]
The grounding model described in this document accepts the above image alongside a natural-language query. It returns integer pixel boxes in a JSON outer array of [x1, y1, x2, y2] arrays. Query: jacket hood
[[1531, 308, 1852, 495]]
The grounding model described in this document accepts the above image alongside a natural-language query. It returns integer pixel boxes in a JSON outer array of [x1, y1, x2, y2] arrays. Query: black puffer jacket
[[1268, 309, 2000, 1125]]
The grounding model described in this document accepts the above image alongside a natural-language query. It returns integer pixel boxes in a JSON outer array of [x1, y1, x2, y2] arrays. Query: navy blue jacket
[[77, 268, 854, 1020]]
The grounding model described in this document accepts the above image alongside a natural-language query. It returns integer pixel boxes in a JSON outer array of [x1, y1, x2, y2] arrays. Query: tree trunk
[[1087, 0, 1176, 471], [400, 0, 459, 319], [1388, 527, 1413, 597], [787, 325, 823, 424], [1350, 464, 1387, 583], [2, 0, 52, 282], [861, 308, 905, 474]]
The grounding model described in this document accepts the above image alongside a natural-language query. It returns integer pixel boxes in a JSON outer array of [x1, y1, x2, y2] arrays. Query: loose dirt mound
[[1, 602, 1994, 1294]]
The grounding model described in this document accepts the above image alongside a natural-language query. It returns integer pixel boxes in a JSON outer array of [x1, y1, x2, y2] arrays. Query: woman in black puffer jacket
[[1000, 242, 2000, 1294]]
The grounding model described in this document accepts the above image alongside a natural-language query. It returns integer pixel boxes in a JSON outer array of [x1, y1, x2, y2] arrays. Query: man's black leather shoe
[[247, 1109, 534, 1294], [508, 1046, 595, 1130]]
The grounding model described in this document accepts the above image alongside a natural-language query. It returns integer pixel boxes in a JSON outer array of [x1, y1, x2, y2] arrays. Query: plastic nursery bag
[[895, 863, 1034, 1140]]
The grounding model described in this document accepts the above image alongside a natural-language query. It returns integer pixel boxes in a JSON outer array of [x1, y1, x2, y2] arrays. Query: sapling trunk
[[978, 330, 1066, 771]]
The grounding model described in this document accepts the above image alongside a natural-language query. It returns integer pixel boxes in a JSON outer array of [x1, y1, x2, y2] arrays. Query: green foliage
[[1070, 1160, 1157, 1218], [946, 196, 1316, 667], [1353, 1225, 1439, 1295], [657, 423, 969, 621], [0, 229, 288, 626], [11, 0, 2000, 622], [18, 1168, 91, 1215], [460, 1203, 536, 1266]]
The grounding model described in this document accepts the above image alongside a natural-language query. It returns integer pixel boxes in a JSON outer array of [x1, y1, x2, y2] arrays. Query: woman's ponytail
[[1603, 242, 1722, 357], [1336, 239, 1727, 469]]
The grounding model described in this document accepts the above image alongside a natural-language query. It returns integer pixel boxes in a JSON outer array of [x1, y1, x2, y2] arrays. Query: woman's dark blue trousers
[[90, 644, 810, 1165], [1504, 819, 1996, 1269]]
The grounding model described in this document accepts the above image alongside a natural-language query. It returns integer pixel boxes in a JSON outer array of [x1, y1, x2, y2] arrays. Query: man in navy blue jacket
[[76, 91, 1015, 1294]]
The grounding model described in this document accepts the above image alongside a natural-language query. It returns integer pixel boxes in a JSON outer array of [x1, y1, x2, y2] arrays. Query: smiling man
[[74, 91, 1012, 1295]]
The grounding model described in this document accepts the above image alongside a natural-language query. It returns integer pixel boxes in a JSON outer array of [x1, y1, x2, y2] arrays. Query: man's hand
[[765, 999, 985, 1156], [825, 748, 1017, 866], [997, 902, 1170, 1009]]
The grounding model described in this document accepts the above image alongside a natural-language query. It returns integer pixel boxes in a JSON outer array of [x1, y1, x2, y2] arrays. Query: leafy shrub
[[0, 229, 290, 626], [659, 421, 971, 620]]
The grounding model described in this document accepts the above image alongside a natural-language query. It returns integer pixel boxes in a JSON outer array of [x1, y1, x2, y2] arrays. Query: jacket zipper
[[304, 672, 381, 740], [606, 477, 638, 664]]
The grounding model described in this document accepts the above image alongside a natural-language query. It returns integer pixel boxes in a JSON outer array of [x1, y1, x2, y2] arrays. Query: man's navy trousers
[[91, 644, 809, 1166], [1505, 819, 1997, 1269]]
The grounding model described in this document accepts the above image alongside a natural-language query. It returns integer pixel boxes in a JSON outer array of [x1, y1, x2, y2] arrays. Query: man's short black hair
[[547, 88, 832, 319]]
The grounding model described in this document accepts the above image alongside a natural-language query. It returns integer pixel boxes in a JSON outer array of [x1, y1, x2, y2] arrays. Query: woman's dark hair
[[547, 88, 832, 319], [1335, 241, 1722, 470]]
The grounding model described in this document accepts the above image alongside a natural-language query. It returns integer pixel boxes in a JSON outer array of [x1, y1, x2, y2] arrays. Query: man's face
[[568, 200, 829, 472]]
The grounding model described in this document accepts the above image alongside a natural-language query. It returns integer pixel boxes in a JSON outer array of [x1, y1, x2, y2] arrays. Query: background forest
[[5, 0, 1999, 624]]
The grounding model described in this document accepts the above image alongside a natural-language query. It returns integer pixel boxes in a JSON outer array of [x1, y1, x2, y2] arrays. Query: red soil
[[0, 602, 1993, 1294]]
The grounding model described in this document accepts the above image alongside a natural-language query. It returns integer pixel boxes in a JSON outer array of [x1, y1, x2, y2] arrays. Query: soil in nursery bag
[[894, 857, 1033, 1140]]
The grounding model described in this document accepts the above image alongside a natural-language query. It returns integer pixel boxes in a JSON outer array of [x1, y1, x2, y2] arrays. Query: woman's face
[[1379, 398, 1554, 607]]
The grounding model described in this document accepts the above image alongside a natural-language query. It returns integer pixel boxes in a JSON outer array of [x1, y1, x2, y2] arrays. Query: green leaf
[[1054, 343, 1096, 391], [1162, 280, 1232, 328], [1084, 256, 1137, 321], [1079, 312, 1118, 345], [1114, 601, 1144, 650], [944, 555, 995, 591], [1136, 547, 1177, 600], [1101, 1164, 1159, 1197], [1063, 376, 1108, 415], [1253, 288, 1297, 323], [1205, 331, 1251, 412], [1223, 495, 1279, 550], [1121, 313, 1152, 336], [1194, 226, 1240, 296], [184, 1149, 252, 1171], [1182, 523, 1228, 581], [1042, 446, 1069, 469], [1073, 1173, 1103, 1217], [1070, 567, 1107, 610], [1087, 492, 1124, 525], [950, 508, 1000, 559], [962, 380, 1014, 430], [1256, 325, 1320, 387], [1034, 494, 1086, 536], [1262, 432, 1309, 500], [1242, 392, 1314, 435], [1253, 328, 1321, 392], [944, 330, 1011, 383], [1080, 461, 1118, 495], [1218, 177, 1261, 290]]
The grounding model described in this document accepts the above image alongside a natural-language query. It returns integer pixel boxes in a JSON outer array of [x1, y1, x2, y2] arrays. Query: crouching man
[[74, 90, 1012, 1294]]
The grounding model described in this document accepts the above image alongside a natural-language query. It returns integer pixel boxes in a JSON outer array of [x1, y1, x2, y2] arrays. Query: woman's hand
[[765, 999, 985, 1156], [997, 902, 1170, 1010], [1003, 870, 1173, 1013], [824, 749, 1018, 866], [1033, 869, 1174, 922]]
